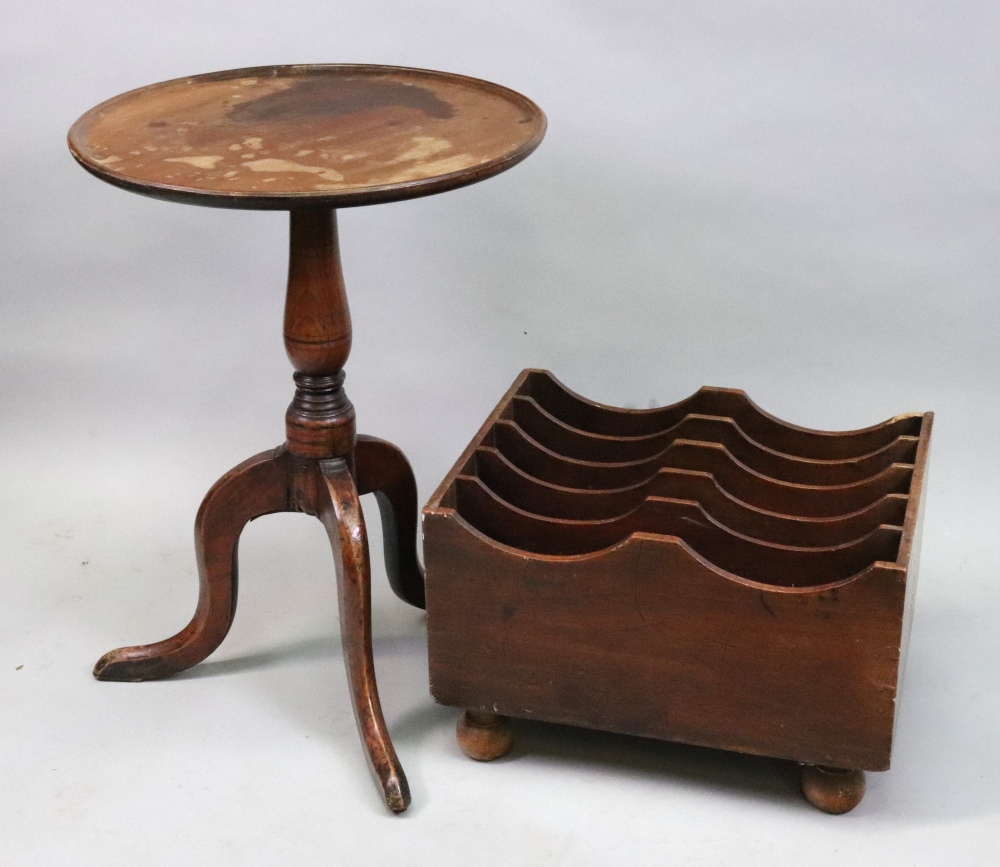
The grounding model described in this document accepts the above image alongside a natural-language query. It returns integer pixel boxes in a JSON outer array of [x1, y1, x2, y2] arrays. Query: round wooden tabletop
[[68, 64, 546, 210]]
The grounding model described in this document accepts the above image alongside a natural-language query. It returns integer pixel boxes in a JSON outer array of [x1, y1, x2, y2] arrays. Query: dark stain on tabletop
[[229, 77, 456, 125]]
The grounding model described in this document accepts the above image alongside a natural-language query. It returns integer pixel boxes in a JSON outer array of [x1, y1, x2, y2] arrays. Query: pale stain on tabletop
[[243, 158, 345, 182], [165, 155, 224, 169]]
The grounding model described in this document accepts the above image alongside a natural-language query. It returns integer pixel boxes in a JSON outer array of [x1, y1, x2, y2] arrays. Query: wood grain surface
[[68, 64, 546, 209], [424, 369, 933, 775]]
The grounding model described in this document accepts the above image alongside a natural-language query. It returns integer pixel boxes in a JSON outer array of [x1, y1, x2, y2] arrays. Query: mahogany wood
[[456, 711, 515, 761], [355, 435, 426, 609], [67, 64, 546, 210], [94, 446, 293, 681], [88, 208, 428, 814], [526, 370, 922, 456], [424, 369, 932, 813], [284, 209, 351, 375], [491, 420, 914, 515], [510, 395, 919, 484], [75, 64, 545, 812], [452, 477, 902, 583], [800, 766, 867, 815], [283, 208, 356, 458], [320, 459, 410, 813], [473, 446, 909, 545]]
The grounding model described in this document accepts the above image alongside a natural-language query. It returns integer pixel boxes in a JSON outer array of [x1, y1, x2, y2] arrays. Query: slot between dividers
[[471, 446, 911, 547], [450, 475, 903, 586], [509, 394, 919, 484], [489, 420, 914, 516]]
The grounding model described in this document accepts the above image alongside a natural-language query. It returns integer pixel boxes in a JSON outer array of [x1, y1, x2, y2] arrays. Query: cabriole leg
[[355, 434, 425, 609], [94, 447, 291, 682], [320, 458, 411, 813]]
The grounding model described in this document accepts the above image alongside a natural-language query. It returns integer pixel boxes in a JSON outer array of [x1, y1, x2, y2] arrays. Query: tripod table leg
[[93, 447, 291, 682], [319, 457, 411, 813], [355, 434, 425, 609]]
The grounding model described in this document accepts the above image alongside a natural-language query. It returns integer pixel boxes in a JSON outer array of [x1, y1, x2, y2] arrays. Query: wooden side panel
[[894, 413, 933, 719], [425, 514, 907, 770]]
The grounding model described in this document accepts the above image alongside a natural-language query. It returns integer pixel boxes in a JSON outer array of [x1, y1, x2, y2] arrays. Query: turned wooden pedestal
[[94, 209, 424, 812], [69, 63, 545, 812]]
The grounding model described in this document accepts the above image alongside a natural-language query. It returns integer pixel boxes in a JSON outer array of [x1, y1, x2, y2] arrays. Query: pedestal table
[[68, 63, 546, 813]]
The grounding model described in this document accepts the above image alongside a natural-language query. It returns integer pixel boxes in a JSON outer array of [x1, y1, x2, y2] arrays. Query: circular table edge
[[67, 63, 548, 211]]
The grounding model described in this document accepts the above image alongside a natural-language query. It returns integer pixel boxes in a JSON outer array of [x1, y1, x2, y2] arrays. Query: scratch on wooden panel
[[758, 591, 777, 618], [713, 623, 737, 688], [631, 538, 648, 625]]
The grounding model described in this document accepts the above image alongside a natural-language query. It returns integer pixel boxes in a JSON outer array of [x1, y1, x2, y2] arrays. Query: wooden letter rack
[[423, 369, 931, 814]]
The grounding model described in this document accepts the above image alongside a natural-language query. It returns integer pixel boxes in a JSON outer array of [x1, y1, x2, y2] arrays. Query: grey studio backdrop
[[2, 2, 997, 864]]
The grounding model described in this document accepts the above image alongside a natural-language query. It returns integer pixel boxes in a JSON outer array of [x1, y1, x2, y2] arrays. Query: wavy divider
[[524, 370, 923, 458], [489, 421, 913, 517], [509, 395, 919, 484], [473, 446, 910, 547], [453, 476, 901, 586], [427, 369, 931, 588]]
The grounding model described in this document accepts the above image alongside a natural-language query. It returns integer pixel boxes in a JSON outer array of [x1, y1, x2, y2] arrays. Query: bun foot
[[800, 765, 866, 814], [456, 711, 514, 761]]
